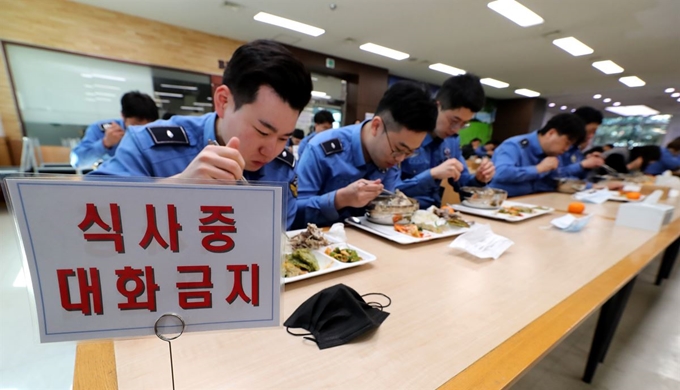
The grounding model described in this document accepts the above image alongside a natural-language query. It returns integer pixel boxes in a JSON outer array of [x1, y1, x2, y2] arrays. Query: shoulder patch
[[321, 138, 343, 156], [276, 148, 295, 168], [146, 126, 189, 146], [289, 174, 298, 198], [520, 139, 529, 148]]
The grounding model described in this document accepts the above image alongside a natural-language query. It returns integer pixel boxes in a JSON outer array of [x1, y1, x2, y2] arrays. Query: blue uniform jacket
[[295, 122, 399, 228], [557, 145, 587, 179], [397, 134, 482, 209], [89, 113, 298, 229], [489, 131, 558, 197], [645, 148, 680, 175], [71, 118, 125, 168], [296, 132, 316, 158]]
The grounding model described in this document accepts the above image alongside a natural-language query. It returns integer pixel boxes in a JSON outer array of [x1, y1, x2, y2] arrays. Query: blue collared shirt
[[490, 131, 557, 197], [557, 145, 586, 179], [475, 145, 490, 157], [295, 122, 399, 228], [645, 148, 680, 175], [89, 113, 298, 229], [296, 132, 316, 158], [71, 118, 125, 168], [397, 134, 481, 209]]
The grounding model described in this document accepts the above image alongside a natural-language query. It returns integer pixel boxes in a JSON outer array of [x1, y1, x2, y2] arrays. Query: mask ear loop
[[286, 327, 318, 344], [361, 292, 392, 310]]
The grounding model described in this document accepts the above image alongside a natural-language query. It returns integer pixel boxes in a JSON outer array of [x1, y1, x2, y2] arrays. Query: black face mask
[[284, 284, 391, 350]]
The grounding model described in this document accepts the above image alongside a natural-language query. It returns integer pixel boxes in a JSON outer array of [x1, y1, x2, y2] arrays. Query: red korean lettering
[[56, 268, 103, 315], [139, 204, 182, 252], [115, 266, 160, 311], [176, 265, 213, 309], [225, 264, 259, 306], [78, 203, 124, 253], [199, 206, 236, 253]]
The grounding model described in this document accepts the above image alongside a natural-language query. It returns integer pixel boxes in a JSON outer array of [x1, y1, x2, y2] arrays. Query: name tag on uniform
[[146, 126, 190, 146]]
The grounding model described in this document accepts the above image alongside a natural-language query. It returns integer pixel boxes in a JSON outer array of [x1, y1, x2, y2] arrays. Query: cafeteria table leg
[[655, 236, 679, 286], [582, 276, 637, 384]]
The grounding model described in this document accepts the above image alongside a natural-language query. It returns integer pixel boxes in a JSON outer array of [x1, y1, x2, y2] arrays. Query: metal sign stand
[[154, 313, 186, 390]]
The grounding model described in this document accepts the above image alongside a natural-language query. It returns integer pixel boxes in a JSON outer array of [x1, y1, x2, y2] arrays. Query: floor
[[0, 202, 678, 389]]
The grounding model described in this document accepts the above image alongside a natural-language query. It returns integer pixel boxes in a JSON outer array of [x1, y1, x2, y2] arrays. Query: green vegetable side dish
[[324, 247, 362, 263], [283, 249, 320, 277]]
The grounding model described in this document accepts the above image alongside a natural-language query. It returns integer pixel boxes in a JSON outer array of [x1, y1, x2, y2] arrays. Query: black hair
[[161, 112, 176, 120], [630, 145, 661, 170], [667, 137, 680, 152], [584, 146, 604, 156], [470, 138, 482, 143], [121, 91, 159, 121], [573, 106, 603, 125], [604, 144, 615, 149], [435, 73, 486, 112], [314, 110, 334, 125], [538, 113, 586, 143], [486, 139, 500, 146], [376, 81, 438, 133], [292, 129, 305, 139], [222, 40, 312, 112]]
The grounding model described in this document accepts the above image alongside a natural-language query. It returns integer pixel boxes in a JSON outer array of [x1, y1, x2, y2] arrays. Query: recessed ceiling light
[[677, 98, 680, 102], [360, 43, 410, 60], [552, 37, 594, 57], [480, 78, 509, 88], [671, 92, 680, 98], [571, 109, 576, 112], [548, 103, 556, 107], [514, 88, 540, 97], [253, 12, 325, 37], [619, 76, 646, 87], [593, 94, 602, 99], [592, 60, 624, 74], [603, 98, 612, 103], [605, 105, 659, 116], [311, 90, 328, 97], [613, 102, 621, 106], [560, 105, 567, 110], [429, 63, 465, 75], [487, 0, 544, 27], [664, 88, 675, 93]]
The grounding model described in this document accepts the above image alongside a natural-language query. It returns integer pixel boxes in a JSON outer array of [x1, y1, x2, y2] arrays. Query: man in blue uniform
[[557, 106, 604, 179], [645, 137, 680, 175], [295, 81, 438, 227], [397, 74, 495, 209], [90, 40, 313, 229], [297, 110, 334, 157], [71, 91, 158, 168], [489, 113, 586, 197]]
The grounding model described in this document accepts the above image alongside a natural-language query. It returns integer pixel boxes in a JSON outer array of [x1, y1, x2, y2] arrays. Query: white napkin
[[550, 213, 593, 232], [574, 189, 611, 204], [449, 224, 514, 260], [325, 223, 347, 243]]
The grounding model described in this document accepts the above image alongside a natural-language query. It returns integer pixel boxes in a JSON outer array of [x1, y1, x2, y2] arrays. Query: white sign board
[[4, 178, 283, 342]]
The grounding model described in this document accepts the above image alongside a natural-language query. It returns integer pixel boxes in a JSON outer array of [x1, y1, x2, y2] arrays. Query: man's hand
[[102, 122, 125, 148], [581, 155, 605, 169], [174, 137, 246, 181], [335, 179, 384, 209], [536, 156, 559, 173], [431, 158, 464, 181], [475, 157, 495, 183]]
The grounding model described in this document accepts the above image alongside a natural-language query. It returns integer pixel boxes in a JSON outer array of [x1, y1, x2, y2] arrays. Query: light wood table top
[[73, 198, 680, 390]]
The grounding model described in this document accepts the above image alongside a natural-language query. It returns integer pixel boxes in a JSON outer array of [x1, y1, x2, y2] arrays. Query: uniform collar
[[528, 131, 546, 157], [203, 112, 218, 145], [351, 122, 367, 167]]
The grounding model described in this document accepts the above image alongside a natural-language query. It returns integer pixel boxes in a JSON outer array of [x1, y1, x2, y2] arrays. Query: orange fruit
[[568, 202, 585, 214], [626, 192, 641, 200]]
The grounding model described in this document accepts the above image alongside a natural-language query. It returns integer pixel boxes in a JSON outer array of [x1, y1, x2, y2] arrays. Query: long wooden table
[[73, 193, 680, 389]]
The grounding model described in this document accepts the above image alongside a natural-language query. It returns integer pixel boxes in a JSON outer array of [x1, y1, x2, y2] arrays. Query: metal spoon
[[207, 139, 249, 184]]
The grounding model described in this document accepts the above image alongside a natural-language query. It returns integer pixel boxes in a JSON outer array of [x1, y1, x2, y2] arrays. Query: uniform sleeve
[[492, 143, 544, 183], [294, 148, 340, 228], [556, 161, 585, 179], [297, 137, 310, 158], [660, 149, 680, 170], [284, 170, 298, 230], [457, 154, 486, 187], [72, 123, 110, 168], [88, 131, 152, 177], [395, 169, 439, 197], [475, 146, 488, 157], [382, 167, 400, 192]]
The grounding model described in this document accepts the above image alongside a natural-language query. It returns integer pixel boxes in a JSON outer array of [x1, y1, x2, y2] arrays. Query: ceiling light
[[592, 60, 624, 74], [480, 78, 509, 88], [154, 99, 171, 104], [359, 43, 410, 60], [487, 0, 544, 27], [552, 37, 594, 57], [155, 91, 183, 98], [514, 88, 540, 97], [664, 88, 675, 93], [671, 92, 680, 98], [81, 73, 126, 82], [593, 94, 602, 99], [603, 98, 612, 103], [311, 90, 328, 97], [180, 106, 205, 111], [571, 109, 576, 112], [428, 63, 465, 75], [548, 103, 556, 107], [605, 105, 659, 116], [193, 102, 214, 107], [613, 102, 621, 106], [560, 105, 567, 110], [619, 76, 646, 87], [253, 12, 324, 37], [160, 84, 198, 91], [677, 98, 680, 102]]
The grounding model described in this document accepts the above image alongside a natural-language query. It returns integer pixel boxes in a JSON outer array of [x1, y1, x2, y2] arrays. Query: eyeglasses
[[447, 115, 471, 130], [383, 121, 418, 159]]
